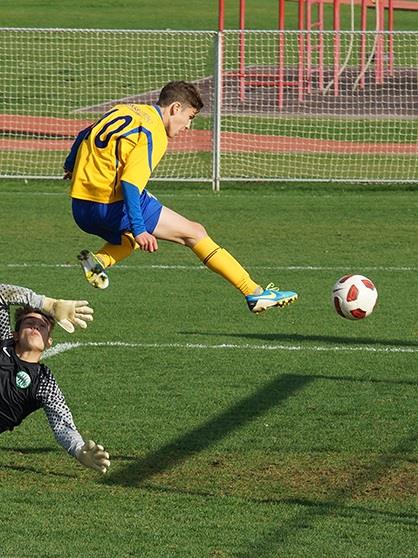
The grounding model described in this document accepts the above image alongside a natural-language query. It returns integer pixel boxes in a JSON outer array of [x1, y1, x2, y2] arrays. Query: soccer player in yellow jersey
[[66, 81, 297, 313]]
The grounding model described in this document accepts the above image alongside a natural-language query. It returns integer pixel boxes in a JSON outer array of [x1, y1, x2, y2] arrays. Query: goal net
[[0, 29, 216, 181], [220, 30, 418, 183], [0, 28, 417, 184]]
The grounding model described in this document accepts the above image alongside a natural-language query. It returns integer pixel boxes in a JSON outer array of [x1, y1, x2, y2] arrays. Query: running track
[[0, 114, 416, 155]]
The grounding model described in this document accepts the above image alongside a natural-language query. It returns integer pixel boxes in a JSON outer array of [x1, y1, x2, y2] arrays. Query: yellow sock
[[96, 233, 137, 268], [192, 236, 259, 296]]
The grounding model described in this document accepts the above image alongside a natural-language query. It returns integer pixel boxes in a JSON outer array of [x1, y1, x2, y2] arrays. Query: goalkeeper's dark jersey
[[0, 284, 83, 456]]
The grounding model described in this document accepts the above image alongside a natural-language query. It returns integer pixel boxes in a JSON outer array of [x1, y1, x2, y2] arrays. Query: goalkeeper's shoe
[[77, 250, 109, 290], [246, 283, 298, 314]]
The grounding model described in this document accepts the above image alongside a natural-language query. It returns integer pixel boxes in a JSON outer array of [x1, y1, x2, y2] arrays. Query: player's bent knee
[[163, 220, 207, 246], [193, 222, 207, 239], [184, 222, 207, 247]]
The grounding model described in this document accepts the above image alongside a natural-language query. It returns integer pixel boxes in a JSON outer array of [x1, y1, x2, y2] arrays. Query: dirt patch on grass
[[143, 452, 418, 503]]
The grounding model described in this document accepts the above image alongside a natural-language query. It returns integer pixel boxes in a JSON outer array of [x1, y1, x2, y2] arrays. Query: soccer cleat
[[77, 250, 109, 289], [246, 283, 298, 313]]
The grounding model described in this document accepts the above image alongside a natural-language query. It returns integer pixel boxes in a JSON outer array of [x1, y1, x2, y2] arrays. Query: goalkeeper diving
[[0, 284, 110, 474]]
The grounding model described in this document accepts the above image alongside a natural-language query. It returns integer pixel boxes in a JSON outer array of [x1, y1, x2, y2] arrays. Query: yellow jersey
[[70, 104, 168, 204]]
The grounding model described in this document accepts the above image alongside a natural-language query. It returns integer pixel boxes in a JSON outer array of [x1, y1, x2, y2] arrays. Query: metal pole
[[388, 0, 394, 75], [306, 0, 313, 93], [375, 0, 384, 84], [298, 0, 305, 102], [218, 0, 224, 31], [318, 0, 324, 91], [333, 0, 341, 96], [278, 0, 285, 109], [212, 30, 223, 192], [360, 0, 367, 88], [239, 0, 246, 101]]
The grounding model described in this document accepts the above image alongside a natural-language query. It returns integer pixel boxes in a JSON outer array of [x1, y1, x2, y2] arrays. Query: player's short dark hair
[[14, 306, 55, 333], [157, 81, 204, 112]]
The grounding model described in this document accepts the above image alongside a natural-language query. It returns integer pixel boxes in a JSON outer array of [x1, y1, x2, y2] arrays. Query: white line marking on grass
[[3, 263, 417, 272], [43, 340, 418, 360], [5, 263, 76, 269], [4, 263, 200, 270]]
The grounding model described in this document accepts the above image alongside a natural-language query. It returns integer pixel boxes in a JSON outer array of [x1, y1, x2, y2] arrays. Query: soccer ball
[[332, 274, 378, 320]]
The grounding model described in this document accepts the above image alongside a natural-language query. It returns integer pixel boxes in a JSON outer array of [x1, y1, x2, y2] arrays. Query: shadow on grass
[[180, 330, 418, 349], [141, 483, 418, 527], [0, 463, 77, 479], [106, 368, 417, 555], [104, 373, 313, 487], [0, 446, 55, 454], [0, 446, 78, 479], [233, 426, 418, 558]]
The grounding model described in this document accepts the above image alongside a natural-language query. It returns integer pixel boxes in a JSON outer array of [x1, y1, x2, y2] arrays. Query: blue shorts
[[72, 189, 163, 245]]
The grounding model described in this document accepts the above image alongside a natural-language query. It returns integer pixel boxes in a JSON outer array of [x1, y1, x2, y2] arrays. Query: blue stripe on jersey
[[114, 139, 120, 190], [121, 180, 146, 236], [113, 126, 154, 193], [153, 104, 163, 120], [64, 125, 92, 172], [142, 128, 153, 173], [121, 126, 154, 173]]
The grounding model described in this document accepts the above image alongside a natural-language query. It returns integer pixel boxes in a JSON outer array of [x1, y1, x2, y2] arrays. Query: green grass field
[[1, 2, 418, 557], [2, 0, 418, 31], [0, 180, 417, 557]]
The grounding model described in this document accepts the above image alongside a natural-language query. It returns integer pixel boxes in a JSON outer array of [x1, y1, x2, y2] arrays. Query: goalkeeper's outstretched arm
[[0, 283, 93, 335], [40, 369, 110, 473], [41, 297, 93, 333], [74, 440, 110, 474]]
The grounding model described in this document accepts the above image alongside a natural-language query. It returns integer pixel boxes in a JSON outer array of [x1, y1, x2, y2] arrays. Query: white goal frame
[[0, 28, 417, 189]]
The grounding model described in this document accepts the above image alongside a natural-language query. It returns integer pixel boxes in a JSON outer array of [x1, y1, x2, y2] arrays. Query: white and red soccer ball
[[332, 274, 378, 320]]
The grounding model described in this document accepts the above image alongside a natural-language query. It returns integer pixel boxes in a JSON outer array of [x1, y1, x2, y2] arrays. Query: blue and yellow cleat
[[246, 283, 298, 313], [77, 250, 109, 290]]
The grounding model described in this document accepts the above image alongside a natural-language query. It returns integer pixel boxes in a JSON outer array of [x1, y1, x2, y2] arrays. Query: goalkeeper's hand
[[41, 297, 94, 333], [75, 440, 110, 474]]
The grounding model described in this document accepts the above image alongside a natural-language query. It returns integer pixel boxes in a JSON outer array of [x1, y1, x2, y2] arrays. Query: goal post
[[0, 28, 417, 185]]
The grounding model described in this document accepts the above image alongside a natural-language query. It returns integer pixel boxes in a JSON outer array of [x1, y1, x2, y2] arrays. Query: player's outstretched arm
[[41, 372, 109, 474], [75, 440, 110, 473], [41, 297, 94, 333]]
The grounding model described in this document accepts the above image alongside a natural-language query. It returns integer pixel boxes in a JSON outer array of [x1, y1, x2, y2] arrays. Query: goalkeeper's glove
[[75, 440, 110, 474], [41, 297, 94, 333]]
